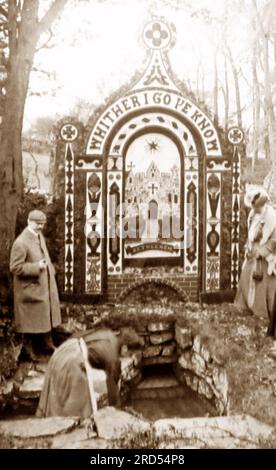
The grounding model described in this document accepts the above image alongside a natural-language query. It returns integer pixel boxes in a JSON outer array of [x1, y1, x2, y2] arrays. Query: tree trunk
[[0, 0, 68, 301], [224, 55, 229, 129], [274, 32, 276, 74], [264, 35, 274, 161], [0, 2, 39, 293], [252, 0, 276, 161], [196, 65, 200, 98], [226, 44, 243, 128], [265, 33, 276, 162], [213, 48, 219, 125], [201, 68, 205, 102], [252, 32, 261, 169]]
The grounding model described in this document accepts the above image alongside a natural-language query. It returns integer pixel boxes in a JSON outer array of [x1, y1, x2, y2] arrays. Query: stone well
[[121, 320, 229, 416], [0, 319, 229, 419]]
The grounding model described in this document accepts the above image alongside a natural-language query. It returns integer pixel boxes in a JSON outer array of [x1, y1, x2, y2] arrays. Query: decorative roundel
[[143, 20, 172, 50], [227, 126, 244, 145], [60, 123, 78, 142]]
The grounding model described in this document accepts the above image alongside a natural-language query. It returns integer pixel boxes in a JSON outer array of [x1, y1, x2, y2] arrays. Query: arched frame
[[60, 17, 242, 301], [81, 105, 212, 296]]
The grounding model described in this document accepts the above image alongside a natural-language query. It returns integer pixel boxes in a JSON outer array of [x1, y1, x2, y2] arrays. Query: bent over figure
[[36, 327, 142, 418]]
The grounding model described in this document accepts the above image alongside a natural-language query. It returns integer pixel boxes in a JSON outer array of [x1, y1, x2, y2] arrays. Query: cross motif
[[61, 124, 78, 142], [227, 127, 244, 145], [127, 162, 135, 171], [143, 20, 171, 50], [148, 182, 158, 195]]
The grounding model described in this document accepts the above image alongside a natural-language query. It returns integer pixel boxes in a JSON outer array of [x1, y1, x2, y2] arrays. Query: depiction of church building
[[125, 161, 180, 241]]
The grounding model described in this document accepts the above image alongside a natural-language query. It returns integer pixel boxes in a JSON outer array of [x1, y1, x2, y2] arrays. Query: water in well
[[125, 364, 214, 421]]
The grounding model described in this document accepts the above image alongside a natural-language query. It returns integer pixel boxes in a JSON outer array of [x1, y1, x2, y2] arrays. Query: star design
[[146, 138, 160, 153]]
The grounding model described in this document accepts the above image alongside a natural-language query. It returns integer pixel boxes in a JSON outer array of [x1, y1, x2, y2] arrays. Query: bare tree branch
[[23, 148, 41, 189], [252, 0, 276, 36], [32, 66, 54, 77], [38, 0, 68, 35], [36, 28, 55, 52], [252, 0, 266, 36]]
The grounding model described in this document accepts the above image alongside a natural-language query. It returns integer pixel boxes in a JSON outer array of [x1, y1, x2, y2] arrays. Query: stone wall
[[122, 320, 229, 416], [174, 324, 229, 415], [137, 321, 176, 367]]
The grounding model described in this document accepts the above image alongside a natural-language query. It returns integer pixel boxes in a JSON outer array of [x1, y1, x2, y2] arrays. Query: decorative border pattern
[[184, 157, 199, 275], [133, 50, 179, 91], [64, 143, 74, 293], [107, 166, 123, 274], [110, 112, 197, 157], [205, 172, 221, 291], [86, 91, 222, 158], [227, 126, 244, 289], [85, 171, 103, 293], [231, 146, 241, 289]]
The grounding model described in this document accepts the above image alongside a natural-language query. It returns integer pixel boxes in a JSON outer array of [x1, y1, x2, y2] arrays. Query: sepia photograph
[[0, 0, 276, 460]]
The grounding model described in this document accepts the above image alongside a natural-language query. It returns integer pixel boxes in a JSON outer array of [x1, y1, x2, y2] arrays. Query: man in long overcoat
[[10, 210, 61, 360]]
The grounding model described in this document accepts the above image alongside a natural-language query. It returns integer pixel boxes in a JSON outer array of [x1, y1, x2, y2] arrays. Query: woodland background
[[0, 0, 276, 296]]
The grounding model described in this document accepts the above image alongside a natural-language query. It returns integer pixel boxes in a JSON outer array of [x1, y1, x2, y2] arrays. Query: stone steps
[[131, 385, 186, 400], [136, 373, 179, 389], [142, 354, 177, 366], [131, 373, 186, 400]]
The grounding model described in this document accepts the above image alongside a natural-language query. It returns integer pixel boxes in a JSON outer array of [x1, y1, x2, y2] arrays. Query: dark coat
[[9, 227, 61, 333]]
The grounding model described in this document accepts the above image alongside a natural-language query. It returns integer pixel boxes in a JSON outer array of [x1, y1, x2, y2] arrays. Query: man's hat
[[28, 210, 47, 222]]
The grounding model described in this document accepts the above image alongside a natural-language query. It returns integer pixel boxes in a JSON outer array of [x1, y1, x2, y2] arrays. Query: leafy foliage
[[0, 306, 21, 381]]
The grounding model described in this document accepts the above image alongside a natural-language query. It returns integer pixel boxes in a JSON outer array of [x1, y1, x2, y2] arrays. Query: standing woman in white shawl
[[235, 189, 276, 346]]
